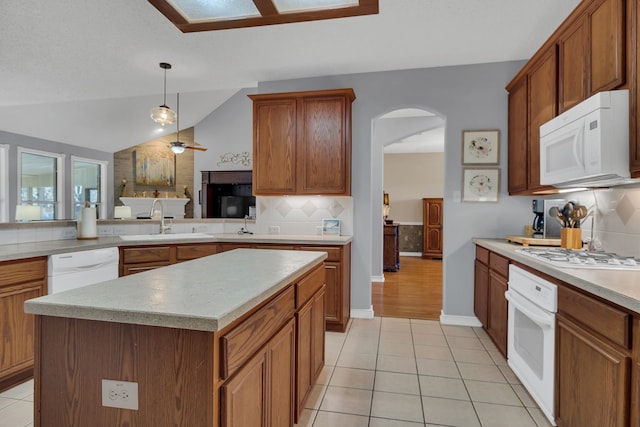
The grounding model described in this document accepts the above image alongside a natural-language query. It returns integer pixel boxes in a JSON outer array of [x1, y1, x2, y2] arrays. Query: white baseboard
[[351, 306, 375, 319], [400, 252, 422, 257], [439, 311, 483, 327], [371, 275, 385, 283]]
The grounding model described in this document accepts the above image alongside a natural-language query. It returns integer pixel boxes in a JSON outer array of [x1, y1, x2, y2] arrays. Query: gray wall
[[195, 61, 534, 319], [1, 130, 113, 220], [193, 88, 257, 218]]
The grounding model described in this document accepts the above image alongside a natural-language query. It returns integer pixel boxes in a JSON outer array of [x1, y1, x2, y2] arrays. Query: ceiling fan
[[169, 93, 208, 154]]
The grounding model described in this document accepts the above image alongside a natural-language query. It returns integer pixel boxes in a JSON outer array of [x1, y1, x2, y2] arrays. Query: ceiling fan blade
[[186, 145, 208, 151]]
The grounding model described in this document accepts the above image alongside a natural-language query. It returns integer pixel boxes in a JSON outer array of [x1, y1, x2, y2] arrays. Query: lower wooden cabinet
[[473, 246, 508, 357], [120, 243, 220, 275], [216, 319, 297, 427], [296, 285, 325, 420], [556, 314, 631, 427], [0, 257, 47, 392], [383, 224, 400, 272]]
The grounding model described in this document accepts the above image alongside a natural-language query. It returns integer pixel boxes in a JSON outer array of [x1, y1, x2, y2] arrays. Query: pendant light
[[150, 62, 177, 126], [170, 93, 186, 154]]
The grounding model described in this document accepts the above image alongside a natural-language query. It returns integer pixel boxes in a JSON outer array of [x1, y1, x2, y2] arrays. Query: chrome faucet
[[149, 198, 170, 234]]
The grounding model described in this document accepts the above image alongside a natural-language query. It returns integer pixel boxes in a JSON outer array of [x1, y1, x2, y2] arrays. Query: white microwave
[[539, 89, 632, 188]]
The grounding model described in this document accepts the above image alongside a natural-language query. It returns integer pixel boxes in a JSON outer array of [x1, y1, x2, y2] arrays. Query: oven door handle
[[504, 290, 555, 329]]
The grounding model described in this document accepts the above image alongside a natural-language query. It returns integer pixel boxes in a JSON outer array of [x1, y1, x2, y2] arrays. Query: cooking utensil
[[549, 206, 566, 227], [562, 202, 575, 228], [572, 205, 588, 228]]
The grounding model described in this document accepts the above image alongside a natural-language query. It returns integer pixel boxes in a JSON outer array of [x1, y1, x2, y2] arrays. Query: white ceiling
[[0, 0, 580, 153]]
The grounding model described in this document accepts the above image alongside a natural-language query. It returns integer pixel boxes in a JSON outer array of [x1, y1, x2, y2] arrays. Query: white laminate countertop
[[474, 238, 640, 315], [24, 249, 326, 332], [0, 233, 352, 262]]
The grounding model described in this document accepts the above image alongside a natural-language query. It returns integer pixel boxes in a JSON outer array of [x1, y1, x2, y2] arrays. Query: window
[[71, 156, 108, 219], [0, 144, 8, 222], [17, 148, 65, 220]]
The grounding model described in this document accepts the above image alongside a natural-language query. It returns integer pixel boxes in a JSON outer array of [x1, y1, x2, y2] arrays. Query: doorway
[[372, 108, 445, 319]]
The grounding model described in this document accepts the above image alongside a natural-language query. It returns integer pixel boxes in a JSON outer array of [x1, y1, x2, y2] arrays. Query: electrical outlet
[[102, 379, 138, 410], [112, 225, 126, 235], [268, 225, 280, 234]]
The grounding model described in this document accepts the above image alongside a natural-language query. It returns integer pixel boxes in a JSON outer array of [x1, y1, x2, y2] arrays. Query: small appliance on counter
[[532, 199, 566, 239]]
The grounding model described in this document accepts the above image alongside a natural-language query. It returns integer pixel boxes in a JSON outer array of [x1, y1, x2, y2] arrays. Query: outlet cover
[[102, 379, 138, 410], [268, 225, 280, 234]]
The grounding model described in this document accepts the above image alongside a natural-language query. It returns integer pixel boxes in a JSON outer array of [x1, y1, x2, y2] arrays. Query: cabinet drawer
[[296, 266, 325, 308], [176, 244, 219, 261], [475, 246, 490, 265], [121, 246, 172, 264], [489, 253, 509, 278], [255, 245, 295, 250], [558, 285, 631, 348], [0, 257, 47, 287], [297, 246, 341, 262], [222, 286, 295, 379]]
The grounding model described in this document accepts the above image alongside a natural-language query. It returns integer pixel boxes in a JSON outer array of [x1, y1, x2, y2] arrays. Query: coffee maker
[[532, 199, 545, 238], [532, 199, 566, 239]]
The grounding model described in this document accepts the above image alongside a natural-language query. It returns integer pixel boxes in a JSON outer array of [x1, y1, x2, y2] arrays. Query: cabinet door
[[558, 16, 588, 112], [632, 317, 640, 427], [422, 198, 443, 259], [311, 288, 325, 382], [221, 348, 268, 427], [487, 271, 508, 357], [296, 301, 313, 417], [323, 262, 340, 326], [507, 76, 528, 194], [528, 48, 557, 192], [589, 0, 625, 94], [474, 260, 489, 329], [299, 95, 351, 195], [383, 225, 399, 271], [268, 319, 295, 427], [556, 314, 630, 427], [0, 282, 44, 389], [633, 0, 640, 178], [253, 98, 297, 194]]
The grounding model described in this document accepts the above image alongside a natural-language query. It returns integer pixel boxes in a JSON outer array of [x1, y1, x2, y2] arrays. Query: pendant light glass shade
[[150, 62, 176, 126], [150, 105, 177, 126]]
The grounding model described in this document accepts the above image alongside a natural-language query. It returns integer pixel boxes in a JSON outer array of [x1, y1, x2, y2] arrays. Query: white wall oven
[[505, 265, 558, 426]]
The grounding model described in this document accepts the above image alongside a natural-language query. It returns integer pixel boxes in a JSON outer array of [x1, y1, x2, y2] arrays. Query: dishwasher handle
[[505, 290, 555, 329]]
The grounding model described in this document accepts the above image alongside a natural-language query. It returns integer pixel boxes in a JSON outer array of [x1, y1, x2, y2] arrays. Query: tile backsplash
[[566, 186, 640, 257], [255, 196, 353, 236]]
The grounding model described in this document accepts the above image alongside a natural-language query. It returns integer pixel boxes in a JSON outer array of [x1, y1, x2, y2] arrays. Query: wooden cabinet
[[120, 243, 220, 275], [222, 318, 295, 427], [528, 48, 558, 193], [556, 283, 633, 427], [422, 198, 443, 259], [249, 89, 355, 196], [295, 277, 325, 421], [383, 224, 399, 272], [556, 314, 631, 427], [558, 16, 589, 113], [473, 246, 508, 357], [633, 0, 640, 177], [506, 47, 557, 195], [296, 243, 351, 332], [0, 257, 47, 392], [589, 0, 625, 94], [507, 76, 529, 194], [507, 0, 631, 190], [632, 316, 640, 427]]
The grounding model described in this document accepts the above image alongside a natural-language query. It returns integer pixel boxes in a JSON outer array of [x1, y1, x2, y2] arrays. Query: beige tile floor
[[0, 317, 552, 427]]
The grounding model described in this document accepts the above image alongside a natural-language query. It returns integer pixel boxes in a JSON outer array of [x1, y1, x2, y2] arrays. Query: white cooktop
[[517, 247, 640, 271]]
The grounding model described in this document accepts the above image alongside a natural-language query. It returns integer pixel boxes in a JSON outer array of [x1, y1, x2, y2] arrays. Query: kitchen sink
[[119, 233, 211, 241]]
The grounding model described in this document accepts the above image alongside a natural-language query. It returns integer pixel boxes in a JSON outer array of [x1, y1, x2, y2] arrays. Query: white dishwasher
[[48, 247, 119, 294]]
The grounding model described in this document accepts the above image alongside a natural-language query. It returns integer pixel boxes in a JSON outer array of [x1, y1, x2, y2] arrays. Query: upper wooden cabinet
[[507, 0, 632, 192], [249, 89, 355, 196]]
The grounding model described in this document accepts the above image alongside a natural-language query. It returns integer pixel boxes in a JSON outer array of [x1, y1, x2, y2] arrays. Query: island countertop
[[24, 249, 327, 332]]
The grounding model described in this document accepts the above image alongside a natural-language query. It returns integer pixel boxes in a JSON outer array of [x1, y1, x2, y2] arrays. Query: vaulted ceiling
[[0, 0, 580, 152]]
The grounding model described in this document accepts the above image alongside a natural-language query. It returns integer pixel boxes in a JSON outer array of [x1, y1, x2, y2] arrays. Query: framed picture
[[462, 130, 500, 165], [462, 168, 500, 202], [322, 218, 341, 236], [134, 148, 176, 187]]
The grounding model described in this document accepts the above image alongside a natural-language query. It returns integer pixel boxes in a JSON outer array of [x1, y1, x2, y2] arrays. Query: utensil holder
[[561, 228, 582, 249]]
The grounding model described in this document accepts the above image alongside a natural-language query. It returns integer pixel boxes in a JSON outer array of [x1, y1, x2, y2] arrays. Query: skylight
[[148, 0, 378, 32]]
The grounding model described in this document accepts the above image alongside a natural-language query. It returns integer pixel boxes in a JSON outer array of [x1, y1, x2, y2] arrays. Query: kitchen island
[[24, 249, 327, 427]]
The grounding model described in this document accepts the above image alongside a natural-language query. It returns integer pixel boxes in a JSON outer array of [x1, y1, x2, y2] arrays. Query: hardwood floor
[[372, 256, 442, 320]]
